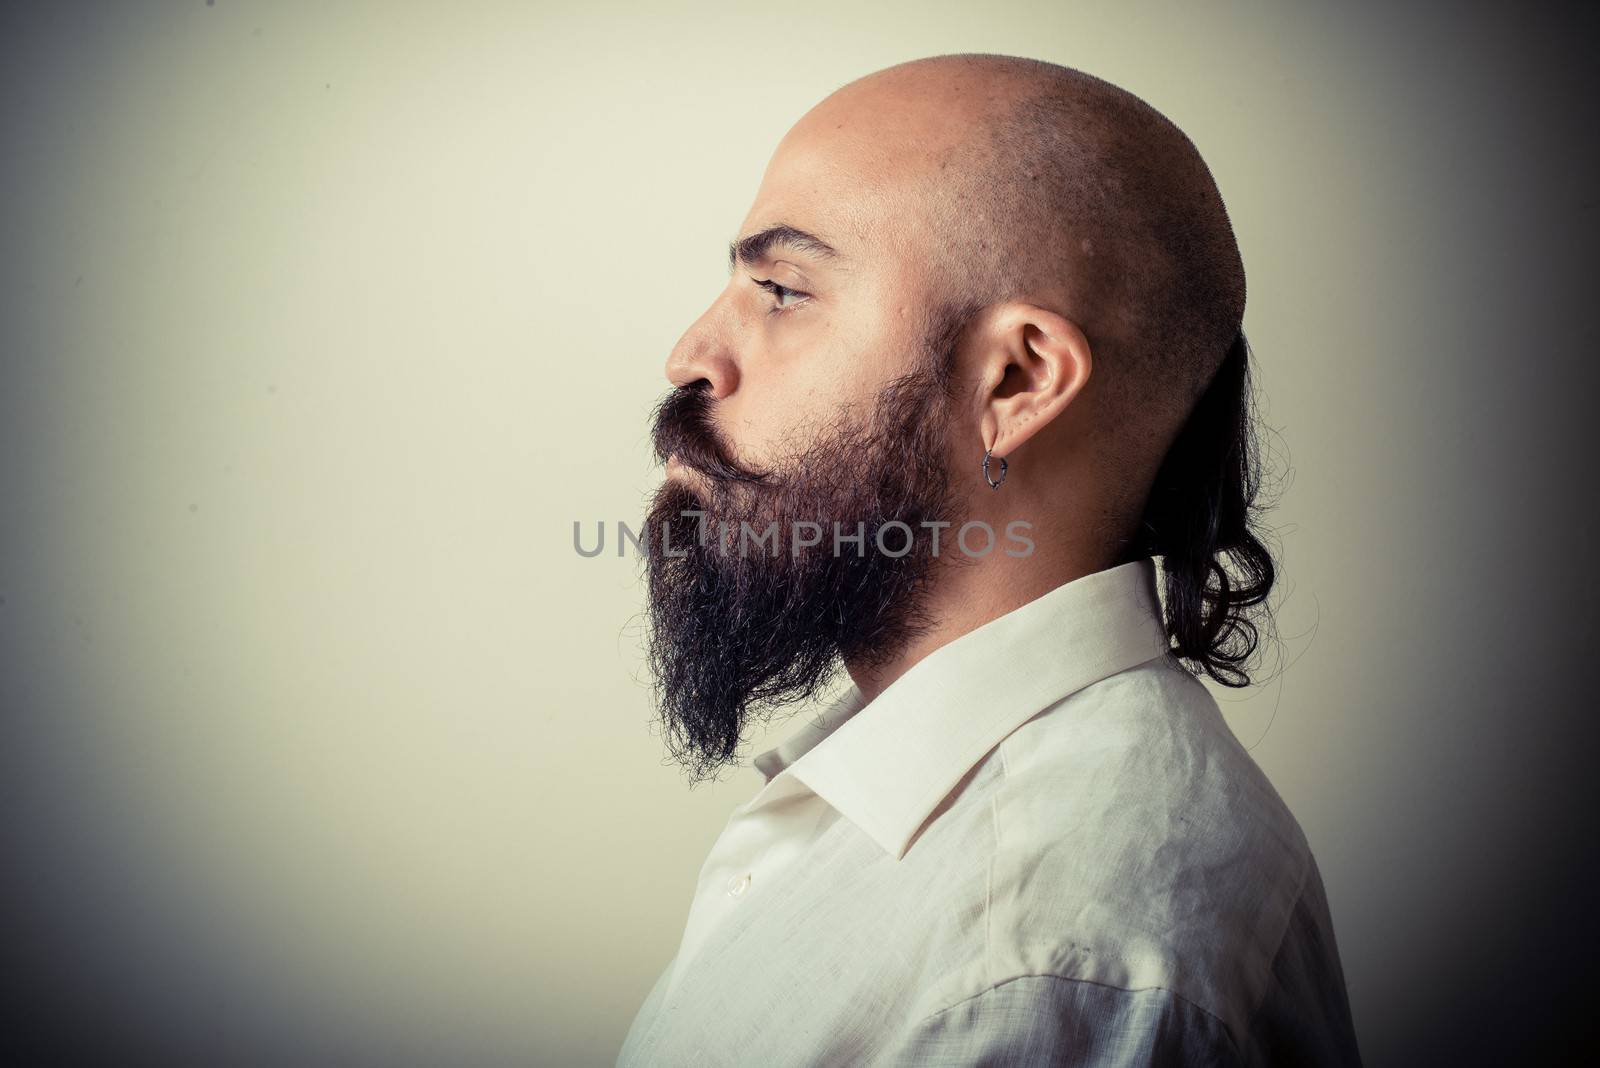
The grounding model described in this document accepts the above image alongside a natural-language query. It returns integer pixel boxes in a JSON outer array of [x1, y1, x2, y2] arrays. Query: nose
[[665, 300, 739, 398]]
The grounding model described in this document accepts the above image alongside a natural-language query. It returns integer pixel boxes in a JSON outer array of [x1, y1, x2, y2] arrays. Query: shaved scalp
[[878, 55, 1245, 436], [844, 54, 1275, 686]]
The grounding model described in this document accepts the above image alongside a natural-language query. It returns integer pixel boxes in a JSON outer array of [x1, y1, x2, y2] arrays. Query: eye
[[750, 277, 810, 314]]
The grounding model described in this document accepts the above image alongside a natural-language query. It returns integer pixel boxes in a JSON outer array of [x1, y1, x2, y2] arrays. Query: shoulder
[[1000, 655, 1308, 864], [884, 973, 1241, 1067], [972, 654, 1312, 1041]]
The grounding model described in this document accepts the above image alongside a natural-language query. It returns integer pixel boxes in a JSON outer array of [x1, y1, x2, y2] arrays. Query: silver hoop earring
[[983, 448, 1007, 490]]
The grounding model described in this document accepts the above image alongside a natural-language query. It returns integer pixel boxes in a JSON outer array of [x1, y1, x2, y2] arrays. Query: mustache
[[650, 383, 771, 485]]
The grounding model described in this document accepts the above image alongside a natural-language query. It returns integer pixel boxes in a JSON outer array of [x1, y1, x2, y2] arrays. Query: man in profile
[[622, 53, 1362, 1066]]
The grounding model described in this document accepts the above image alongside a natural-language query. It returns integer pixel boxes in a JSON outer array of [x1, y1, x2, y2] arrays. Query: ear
[[974, 303, 1093, 459]]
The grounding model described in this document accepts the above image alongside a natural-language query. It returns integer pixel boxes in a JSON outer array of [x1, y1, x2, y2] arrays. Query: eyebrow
[[727, 224, 841, 274]]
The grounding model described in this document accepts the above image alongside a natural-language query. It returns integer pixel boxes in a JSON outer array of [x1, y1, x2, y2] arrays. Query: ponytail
[[1131, 331, 1276, 687]]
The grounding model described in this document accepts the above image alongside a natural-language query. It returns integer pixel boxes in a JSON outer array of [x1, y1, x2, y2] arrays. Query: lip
[[665, 455, 699, 483]]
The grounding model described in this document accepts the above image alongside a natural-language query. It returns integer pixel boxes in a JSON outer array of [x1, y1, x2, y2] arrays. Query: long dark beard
[[641, 361, 960, 783]]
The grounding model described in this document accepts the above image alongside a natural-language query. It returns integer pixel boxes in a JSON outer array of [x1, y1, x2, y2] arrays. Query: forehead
[[736, 85, 974, 276]]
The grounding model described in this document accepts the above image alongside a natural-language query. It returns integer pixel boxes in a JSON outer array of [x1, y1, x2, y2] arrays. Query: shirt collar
[[751, 558, 1171, 860]]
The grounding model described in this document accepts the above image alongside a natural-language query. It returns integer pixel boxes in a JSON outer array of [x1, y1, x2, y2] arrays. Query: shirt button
[[725, 873, 751, 898]]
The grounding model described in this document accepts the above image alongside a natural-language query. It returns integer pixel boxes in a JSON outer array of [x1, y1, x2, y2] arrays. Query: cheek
[[731, 350, 885, 459], [732, 381, 861, 462], [728, 303, 925, 460]]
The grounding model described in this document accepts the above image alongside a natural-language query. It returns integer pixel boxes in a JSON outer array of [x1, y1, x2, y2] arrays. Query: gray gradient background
[[2, 2, 1595, 1065]]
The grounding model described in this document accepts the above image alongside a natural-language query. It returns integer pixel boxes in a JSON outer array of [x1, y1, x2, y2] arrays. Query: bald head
[[817, 54, 1246, 449]]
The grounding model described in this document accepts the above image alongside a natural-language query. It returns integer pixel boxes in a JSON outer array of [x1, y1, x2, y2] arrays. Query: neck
[[845, 529, 1122, 705]]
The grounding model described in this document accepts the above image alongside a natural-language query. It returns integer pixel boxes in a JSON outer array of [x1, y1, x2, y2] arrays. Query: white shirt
[[619, 559, 1362, 1066]]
